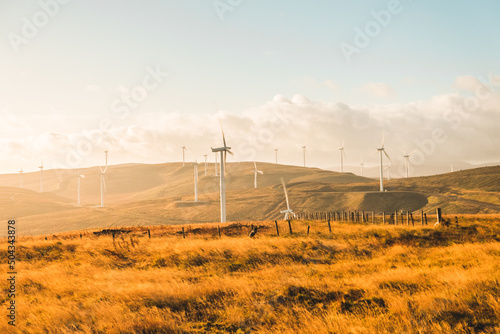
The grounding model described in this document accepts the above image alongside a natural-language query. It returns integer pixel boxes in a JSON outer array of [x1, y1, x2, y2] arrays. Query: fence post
[[182, 227, 185, 239], [410, 213, 414, 226], [424, 213, 428, 225], [148, 229, 151, 239], [275, 220, 280, 236], [406, 211, 410, 225], [395, 210, 398, 225], [328, 219, 332, 233], [307, 225, 310, 236], [436, 208, 442, 225], [288, 220, 293, 235], [382, 211, 385, 225], [218, 225, 221, 238], [421, 210, 424, 226]]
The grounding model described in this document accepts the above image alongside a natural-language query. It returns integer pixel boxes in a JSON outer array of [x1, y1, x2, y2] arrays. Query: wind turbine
[[402, 150, 415, 178], [360, 158, 365, 177], [280, 178, 296, 220], [181, 145, 186, 166], [274, 148, 278, 165], [19, 168, 23, 188], [377, 137, 391, 192], [99, 150, 108, 207], [211, 117, 233, 223], [339, 142, 345, 173], [193, 161, 199, 202], [203, 154, 208, 176], [252, 161, 263, 188], [302, 146, 306, 167], [77, 172, 85, 205], [38, 162, 44, 193]]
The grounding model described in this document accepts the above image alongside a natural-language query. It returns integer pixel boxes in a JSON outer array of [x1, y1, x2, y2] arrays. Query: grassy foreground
[[2, 218, 500, 333]]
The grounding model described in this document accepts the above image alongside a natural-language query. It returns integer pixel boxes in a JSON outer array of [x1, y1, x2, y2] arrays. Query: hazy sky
[[1, 0, 499, 175]]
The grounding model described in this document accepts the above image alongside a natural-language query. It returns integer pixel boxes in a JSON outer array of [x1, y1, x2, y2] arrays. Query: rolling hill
[[1, 163, 499, 236]]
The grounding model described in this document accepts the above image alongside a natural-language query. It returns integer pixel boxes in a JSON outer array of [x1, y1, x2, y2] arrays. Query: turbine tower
[[252, 161, 263, 188], [339, 144, 345, 173], [77, 172, 85, 205], [402, 151, 414, 178], [203, 154, 208, 176], [211, 118, 233, 223], [360, 158, 365, 177], [193, 161, 199, 202], [99, 150, 108, 207], [38, 162, 44, 193], [181, 145, 186, 167], [274, 148, 278, 164], [302, 146, 306, 167], [377, 139, 391, 192], [280, 178, 296, 220], [19, 168, 23, 188]]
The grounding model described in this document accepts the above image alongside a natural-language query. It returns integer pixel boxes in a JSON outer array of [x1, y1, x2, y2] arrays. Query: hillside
[[1, 219, 499, 333], [1, 163, 500, 236]]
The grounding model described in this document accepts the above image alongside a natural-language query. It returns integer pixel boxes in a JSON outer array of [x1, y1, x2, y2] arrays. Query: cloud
[[1, 75, 499, 175], [360, 82, 398, 98]]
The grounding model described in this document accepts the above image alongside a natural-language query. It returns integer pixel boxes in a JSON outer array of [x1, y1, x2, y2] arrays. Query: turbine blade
[[281, 177, 290, 211], [383, 149, 392, 163], [258, 171, 263, 175], [253, 161, 257, 170]]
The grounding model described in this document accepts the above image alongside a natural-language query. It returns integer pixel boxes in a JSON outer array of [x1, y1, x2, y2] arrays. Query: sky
[[1, 0, 500, 176]]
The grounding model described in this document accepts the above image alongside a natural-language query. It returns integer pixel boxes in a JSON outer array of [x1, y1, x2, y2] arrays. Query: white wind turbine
[[339, 142, 346, 173], [99, 150, 108, 207], [77, 172, 85, 206], [252, 161, 263, 188], [211, 117, 233, 223], [377, 136, 391, 192], [402, 150, 415, 178], [274, 148, 278, 164], [360, 157, 365, 177], [193, 160, 199, 202], [302, 146, 306, 167], [38, 162, 44, 193], [280, 177, 296, 220], [203, 154, 208, 176], [181, 145, 186, 166], [19, 168, 23, 188]]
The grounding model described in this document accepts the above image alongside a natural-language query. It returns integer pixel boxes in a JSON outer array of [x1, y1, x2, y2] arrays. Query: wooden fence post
[[307, 226, 310, 236], [182, 227, 185, 239], [288, 220, 293, 235], [436, 208, 442, 225], [410, 213, 415, 226], [395, 210, 398, 225], [218, 225, 221, 238], [421, 210, 424, 226], [275, 221, 280, 236], [148, 229, 151, 239], [406, 211, 410, 225], [328, 219, 332, 233], [382, 211, 385, 225], [424, 213, 428, 225]]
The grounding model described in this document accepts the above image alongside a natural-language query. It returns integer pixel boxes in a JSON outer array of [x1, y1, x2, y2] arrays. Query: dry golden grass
[[1, 218, 500, 333]]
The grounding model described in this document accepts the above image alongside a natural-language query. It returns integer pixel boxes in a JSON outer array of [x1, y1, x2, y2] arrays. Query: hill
[[1, 163, 500, 236]]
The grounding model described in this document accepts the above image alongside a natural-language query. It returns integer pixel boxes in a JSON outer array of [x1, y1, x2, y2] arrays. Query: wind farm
[[2, 1, 500, 333]]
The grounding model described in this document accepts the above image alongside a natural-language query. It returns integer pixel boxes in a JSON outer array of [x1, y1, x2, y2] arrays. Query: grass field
[[2, 216, 500, 333]]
